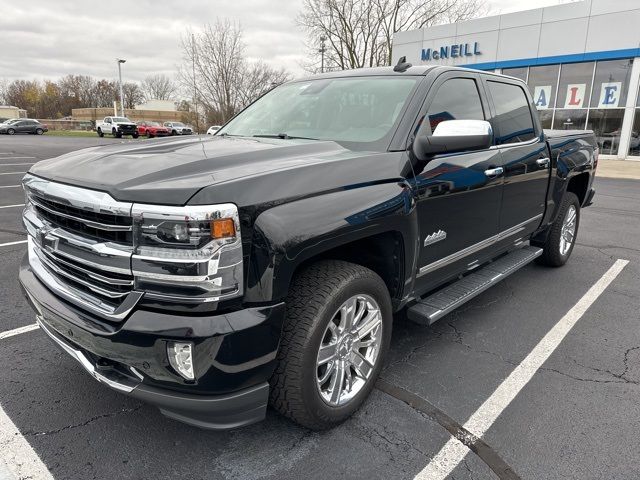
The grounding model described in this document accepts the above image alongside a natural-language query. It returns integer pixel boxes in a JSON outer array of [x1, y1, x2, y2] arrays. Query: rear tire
[[270, 260, 392, 430], [97, 128, 104, 137], [536, 192, 580, 267]]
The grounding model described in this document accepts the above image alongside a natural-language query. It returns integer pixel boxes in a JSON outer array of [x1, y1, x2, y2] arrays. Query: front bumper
[[19, 254, 285, 430]]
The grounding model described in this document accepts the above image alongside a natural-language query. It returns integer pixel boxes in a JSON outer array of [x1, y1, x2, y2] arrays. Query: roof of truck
[[294, 64, 526, 83]]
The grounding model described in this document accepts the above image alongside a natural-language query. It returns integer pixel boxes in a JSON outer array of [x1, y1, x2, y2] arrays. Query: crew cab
[[136, 121, 170, 138], [19, 64, 596, 431], [96, 116, 139, 138]]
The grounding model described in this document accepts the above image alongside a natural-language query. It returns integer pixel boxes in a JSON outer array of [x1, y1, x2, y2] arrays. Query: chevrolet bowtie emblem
[[424, 229, 447, 246]]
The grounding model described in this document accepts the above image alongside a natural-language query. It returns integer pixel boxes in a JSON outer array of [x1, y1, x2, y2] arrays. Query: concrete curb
[[597, 159, 640, 180]]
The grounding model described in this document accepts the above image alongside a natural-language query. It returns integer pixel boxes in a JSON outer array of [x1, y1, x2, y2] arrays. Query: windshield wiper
[[252, 133, 318, 140]]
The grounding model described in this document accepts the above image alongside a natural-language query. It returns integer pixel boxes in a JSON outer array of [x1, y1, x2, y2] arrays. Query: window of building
[[589, 109, 625, 155], [487, 81, 536, 144], [528, 65, 560, 111], [629, 112, 640, 156], [502, 67, 528, 82], [590, 59, 632, 108], [497, 59, 635, 154], [553, 109, 587, 130], [538, 110, 553, 129], [426, 78, 485, 132], [628, 82, 640, 157], [557, 62, 594, 109]]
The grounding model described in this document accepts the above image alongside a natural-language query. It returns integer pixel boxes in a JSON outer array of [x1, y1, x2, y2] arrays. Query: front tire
[[536, 192, 580, 267], [132, 132, 139, 139], [7, 128, 15, 135], [270, 260, 392, 430], [35, 128, 44, 135]]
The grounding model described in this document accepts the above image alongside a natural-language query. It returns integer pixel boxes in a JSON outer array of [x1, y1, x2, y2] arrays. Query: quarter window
[[426, 78, 485, 132], [487, 81, 536, 145]]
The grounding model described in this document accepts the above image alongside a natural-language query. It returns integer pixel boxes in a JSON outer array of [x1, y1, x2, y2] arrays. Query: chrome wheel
[[560, 205, 577, 256], [316, 294, 383, 407]]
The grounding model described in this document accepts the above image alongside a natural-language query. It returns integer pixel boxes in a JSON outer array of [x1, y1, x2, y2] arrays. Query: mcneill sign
[[422, 42, 481, 61]]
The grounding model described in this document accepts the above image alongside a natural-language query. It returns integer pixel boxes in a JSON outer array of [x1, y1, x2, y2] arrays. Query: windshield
[[113, 117, 131, 123], [146, 121, 161, 126], [219, 76, 419, 147]]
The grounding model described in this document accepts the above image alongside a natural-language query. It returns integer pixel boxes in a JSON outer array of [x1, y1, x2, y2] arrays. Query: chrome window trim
[[417, 214, 543, 277], [489, 137, 541, 150]]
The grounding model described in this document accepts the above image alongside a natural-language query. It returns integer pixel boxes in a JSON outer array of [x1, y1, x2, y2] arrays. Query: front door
[[412, 73, 504, 293], [483, 78, 548, 237]]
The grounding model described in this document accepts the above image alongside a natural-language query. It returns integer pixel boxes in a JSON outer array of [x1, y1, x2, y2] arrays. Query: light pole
[[116, 59, 126, 117], [319, 36, 327, 73], [191, 34, 199, 134]]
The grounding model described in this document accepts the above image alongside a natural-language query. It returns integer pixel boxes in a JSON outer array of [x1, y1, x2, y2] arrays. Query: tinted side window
[[426, 78, 485, 132], [487, 81, 536, 145]]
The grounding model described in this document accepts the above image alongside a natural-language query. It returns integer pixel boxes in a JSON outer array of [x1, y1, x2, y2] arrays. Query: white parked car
[[207, 125, 222, 135], [163, 122, 193, 136]]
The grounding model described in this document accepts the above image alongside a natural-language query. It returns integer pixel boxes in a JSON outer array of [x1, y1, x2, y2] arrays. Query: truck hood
[[28, 136, 397, 205]]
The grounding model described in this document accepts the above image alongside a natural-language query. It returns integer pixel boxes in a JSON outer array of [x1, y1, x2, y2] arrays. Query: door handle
[[536, 157, 550, 168], [484, 167, 504, 178]]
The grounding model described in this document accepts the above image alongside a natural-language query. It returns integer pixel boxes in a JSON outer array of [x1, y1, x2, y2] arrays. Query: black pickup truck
[[19, 64, 597, 431]]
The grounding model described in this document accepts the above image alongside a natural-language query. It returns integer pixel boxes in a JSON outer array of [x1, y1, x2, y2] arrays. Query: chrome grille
[[22, 174, 141, 321]]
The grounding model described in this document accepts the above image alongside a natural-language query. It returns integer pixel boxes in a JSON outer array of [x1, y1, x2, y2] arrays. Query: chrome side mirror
[[413, 119, 493, 160]]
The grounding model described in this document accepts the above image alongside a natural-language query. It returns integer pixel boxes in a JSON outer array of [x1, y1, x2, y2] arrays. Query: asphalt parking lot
[[0, 135, 639, 480]]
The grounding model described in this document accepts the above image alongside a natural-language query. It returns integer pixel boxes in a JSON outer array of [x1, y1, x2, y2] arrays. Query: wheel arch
[[566, 171, 590, 206], [243, 183, 417, 309]]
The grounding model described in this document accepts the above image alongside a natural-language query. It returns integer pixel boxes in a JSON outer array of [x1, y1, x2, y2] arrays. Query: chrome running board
[[407, 246, 543, 325]]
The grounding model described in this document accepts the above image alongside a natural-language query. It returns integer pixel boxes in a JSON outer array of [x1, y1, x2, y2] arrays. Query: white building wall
[[392, 0, 640, 69]]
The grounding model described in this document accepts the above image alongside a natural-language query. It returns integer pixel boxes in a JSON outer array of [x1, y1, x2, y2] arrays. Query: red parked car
[[136, 121, 170, 138]]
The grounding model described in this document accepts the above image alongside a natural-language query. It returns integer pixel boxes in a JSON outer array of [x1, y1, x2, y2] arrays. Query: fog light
[[167, 342, 194, 380]]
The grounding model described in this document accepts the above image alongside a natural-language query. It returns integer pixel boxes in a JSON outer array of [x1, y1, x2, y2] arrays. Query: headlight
[[131, 203, 243, 304]]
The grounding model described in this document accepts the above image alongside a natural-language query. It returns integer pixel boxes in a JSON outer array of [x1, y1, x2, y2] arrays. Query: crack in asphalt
[[383, 293, 519, 373], [0, 228, 26, 237], [22, 405, 143, 437], [576, 241, 640, 255], [376, 378, 521, 480]]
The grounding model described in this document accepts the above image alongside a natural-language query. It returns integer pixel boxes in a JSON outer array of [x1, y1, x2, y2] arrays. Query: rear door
[[17, 121, 32, 133], [411, 71, 504, 293], [482, 77, 549, 238]]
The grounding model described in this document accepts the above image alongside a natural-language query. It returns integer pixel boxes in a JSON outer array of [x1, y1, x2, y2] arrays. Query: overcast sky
[[0, 0, 570, 84]]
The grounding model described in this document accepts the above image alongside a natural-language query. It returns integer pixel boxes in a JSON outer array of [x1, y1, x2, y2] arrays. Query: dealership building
[[392, 0, 640, 160]]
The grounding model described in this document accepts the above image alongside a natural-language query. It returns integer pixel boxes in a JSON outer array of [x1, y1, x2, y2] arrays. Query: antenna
[[394, 56, 412, 73]]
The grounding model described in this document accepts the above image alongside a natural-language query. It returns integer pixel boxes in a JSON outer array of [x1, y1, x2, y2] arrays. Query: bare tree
[[92, 79, 118, 108], [298, 0, 486, 73], [141, 74, 176, 101], [122, 82, 145, 109], [179, 20, 291, 124]]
